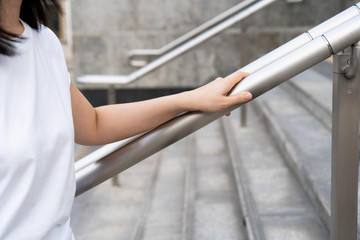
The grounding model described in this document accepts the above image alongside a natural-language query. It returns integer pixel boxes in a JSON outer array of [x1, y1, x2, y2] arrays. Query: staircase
[[70, 61, 347, 240]]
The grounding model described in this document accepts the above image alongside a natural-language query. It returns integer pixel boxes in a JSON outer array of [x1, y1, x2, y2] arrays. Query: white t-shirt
[[0, 21, 75, 239]]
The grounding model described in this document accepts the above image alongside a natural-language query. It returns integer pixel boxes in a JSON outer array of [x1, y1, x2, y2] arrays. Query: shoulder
[[32, 25, 70, 84], [34, 25, 64, 56]]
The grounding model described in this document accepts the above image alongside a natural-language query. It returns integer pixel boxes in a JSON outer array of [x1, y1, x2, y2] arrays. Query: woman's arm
[[71, 72, 252, 146]]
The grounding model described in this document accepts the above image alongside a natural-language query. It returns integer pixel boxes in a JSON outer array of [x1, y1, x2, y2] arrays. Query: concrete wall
[[71, 0, 357, 88], [242, 0, 359, 64]]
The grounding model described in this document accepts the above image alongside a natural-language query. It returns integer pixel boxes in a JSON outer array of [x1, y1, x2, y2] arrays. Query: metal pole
[[240, 106, 247, 128], [331, 49, 360, 240], [128, 0, 258, 66], [240, 22, 249, 127], [108, 85, 121, 186]]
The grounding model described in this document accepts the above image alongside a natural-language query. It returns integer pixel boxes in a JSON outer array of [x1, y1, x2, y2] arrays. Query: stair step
[[311, 61, 333, 80], [192, 121, 246, 240], [132, 121, 247, 240], [254, 65, 360, 238], [133, 137, 190, 240], [72, 120, 248, 240], [253, 84, 333, 230], [71, 154, 160, 239], [222, 105, 329, 240], [282, 68, 332, 130]]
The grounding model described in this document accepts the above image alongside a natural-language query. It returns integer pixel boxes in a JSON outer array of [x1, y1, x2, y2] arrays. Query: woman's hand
[[183, 71, 252, 112]]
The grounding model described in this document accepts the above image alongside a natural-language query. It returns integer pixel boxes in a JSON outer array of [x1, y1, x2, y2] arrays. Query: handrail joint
[[345, 41, 360, 79]]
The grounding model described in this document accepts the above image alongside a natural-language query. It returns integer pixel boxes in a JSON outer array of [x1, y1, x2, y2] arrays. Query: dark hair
[[0, 0, 62, 56]]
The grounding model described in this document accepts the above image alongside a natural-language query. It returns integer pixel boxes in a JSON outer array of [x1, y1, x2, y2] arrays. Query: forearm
[[92, 92, 192, 144]]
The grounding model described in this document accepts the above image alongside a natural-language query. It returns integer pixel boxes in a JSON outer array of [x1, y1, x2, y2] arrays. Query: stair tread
[[256, 86, 332, 219], [255, 76, 360, 238], [191, 121, 247, 240], [71, 154, 160, 240], [224, 105, 329, 239], [311, 61, 333, 80], [289, 68, 332, 114], [72, 121, 248, 240], [140, 138, 190, 240]]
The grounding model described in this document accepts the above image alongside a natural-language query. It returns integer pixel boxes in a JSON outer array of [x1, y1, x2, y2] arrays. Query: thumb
[[226, 91, 252, 105]]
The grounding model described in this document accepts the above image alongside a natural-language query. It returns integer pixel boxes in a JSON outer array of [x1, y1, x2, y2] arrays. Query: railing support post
[[240, 22, 249, 128], [331, 48, 360, 240], [108, 85, 121, 186]]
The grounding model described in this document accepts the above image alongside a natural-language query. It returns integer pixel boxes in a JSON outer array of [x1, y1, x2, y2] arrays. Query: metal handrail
[[75, 2, 360, 171], [76, 0, 277, 86], [75, 3, 360, 197], [77, 0, 360, 87], [127, 0, 258, 67], [74, 134, 141, 172]]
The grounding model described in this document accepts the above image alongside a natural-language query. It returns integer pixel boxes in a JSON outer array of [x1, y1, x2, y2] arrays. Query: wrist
[[176, 89, 197, 112]]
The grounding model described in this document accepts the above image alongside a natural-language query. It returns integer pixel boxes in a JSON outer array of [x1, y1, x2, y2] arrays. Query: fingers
[[225, 71, 250, 86], [241, 92, 252, 101]]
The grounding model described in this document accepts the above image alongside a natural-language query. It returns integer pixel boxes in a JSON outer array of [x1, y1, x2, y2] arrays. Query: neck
[[0, 0, 24, 35]]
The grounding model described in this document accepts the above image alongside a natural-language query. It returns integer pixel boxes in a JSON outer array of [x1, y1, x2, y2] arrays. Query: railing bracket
[[345, 41, 360, 79]]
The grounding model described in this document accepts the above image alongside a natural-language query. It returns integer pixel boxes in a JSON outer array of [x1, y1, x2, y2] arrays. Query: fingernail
[[242, 92, 252, 101]]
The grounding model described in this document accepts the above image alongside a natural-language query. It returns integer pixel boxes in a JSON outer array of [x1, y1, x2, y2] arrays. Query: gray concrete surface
[[282, 67, 332, 130], [70, 0, 352, 88], [254, 86, 333, 229], [71, 154, 159, 239], [251, 61, 360, 239], [224, 106, 329, 240], [71, 120, 247, 240]]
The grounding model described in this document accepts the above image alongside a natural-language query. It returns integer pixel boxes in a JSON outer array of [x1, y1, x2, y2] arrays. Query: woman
[[0, 0, 252, 239]]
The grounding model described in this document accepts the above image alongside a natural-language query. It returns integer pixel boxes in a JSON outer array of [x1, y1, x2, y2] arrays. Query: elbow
[[74, 108, 102, 146]]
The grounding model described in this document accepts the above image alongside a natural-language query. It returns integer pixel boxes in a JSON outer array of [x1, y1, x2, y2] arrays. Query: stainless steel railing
[[76, 0, 277, 86], [75, 3, 360, 240], [76, 2, 360, 190], [74, 2, 360, 176], [127, 0, 304, 67], [127, 0, 258, 67]]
